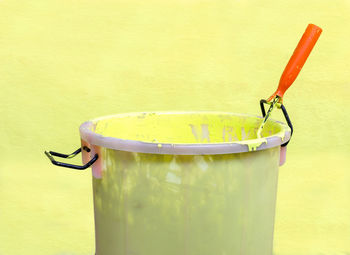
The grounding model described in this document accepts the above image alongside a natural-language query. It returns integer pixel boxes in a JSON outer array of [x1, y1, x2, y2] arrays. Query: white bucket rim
[[79, 111, 291, 155]]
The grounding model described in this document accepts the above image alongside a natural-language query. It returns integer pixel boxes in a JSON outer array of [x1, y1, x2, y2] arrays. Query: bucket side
[[92, 147, 280, 255]]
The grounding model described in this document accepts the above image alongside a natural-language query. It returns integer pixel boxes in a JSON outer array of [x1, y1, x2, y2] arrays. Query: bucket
[[46, 111, 291, 255]]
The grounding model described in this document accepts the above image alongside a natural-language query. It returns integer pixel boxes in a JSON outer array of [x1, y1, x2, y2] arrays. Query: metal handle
[[260, 99, 293, 147], [44, 146, 98, 170]]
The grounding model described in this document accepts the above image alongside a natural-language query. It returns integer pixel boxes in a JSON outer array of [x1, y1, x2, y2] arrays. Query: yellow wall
[[0, 0, 349, 254]]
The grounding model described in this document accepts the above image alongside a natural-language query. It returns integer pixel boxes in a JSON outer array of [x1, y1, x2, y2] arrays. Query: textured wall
[[0, 0, 349, 254]]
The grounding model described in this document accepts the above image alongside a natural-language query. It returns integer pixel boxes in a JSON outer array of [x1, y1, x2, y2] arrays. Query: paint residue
[[236, 138, 268, 152], [93, 112, 289, 150]]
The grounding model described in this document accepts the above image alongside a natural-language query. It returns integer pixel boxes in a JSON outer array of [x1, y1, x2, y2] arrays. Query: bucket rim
[[79, 111, 291, 155]]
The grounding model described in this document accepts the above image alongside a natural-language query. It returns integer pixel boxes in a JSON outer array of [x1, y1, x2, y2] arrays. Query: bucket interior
[[92, 112, 284, 144]]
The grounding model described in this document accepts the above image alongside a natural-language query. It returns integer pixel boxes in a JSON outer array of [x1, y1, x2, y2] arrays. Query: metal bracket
[[260, 99, 293, 147], [44, 146, 98, 170]]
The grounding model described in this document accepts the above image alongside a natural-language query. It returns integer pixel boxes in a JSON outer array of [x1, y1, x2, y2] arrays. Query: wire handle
[[260, 99, 293, 147], [44, 146, 98, 170]]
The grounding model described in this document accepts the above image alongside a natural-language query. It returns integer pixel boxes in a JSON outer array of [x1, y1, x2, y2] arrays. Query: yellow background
[[0, 0, 349, 254]]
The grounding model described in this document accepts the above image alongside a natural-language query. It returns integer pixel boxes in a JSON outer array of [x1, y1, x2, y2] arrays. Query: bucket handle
[[44, 146, 98, 170], [259, 99, 293, 147]]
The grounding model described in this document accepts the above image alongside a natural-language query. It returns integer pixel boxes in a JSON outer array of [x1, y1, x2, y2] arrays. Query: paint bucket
[[46, 111, 291, 255]]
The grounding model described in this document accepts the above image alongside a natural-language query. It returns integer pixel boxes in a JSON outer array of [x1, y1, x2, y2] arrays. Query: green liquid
[[257, 97, 280, 139]]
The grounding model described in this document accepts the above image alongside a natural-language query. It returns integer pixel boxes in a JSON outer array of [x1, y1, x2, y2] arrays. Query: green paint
[[276, 127, 286, 144], [257, 96, 280, 139], [93, 112, 288, 150], [237, 138, 268, 151]]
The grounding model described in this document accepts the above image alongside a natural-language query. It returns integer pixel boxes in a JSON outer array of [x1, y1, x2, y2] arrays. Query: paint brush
[[257, 24, 322, 138]]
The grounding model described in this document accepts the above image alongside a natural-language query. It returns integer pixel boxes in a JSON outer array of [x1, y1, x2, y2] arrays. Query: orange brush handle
[[268, 24, 322, 101]]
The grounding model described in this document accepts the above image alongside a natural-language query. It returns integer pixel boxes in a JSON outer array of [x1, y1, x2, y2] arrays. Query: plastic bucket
[[62, 111, 292, 255]]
